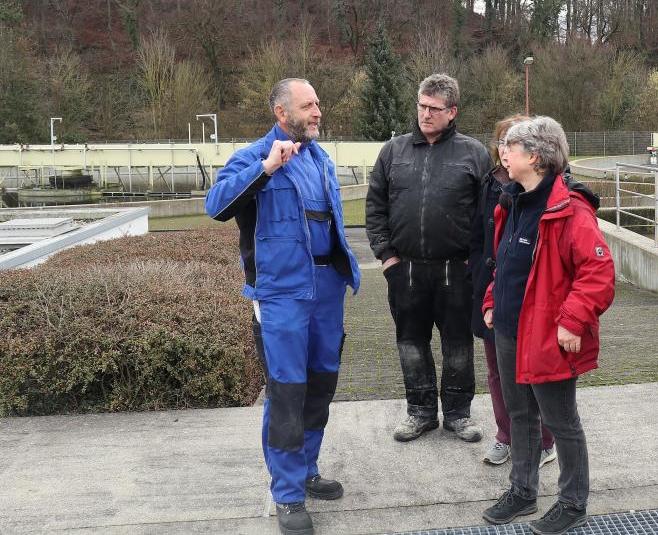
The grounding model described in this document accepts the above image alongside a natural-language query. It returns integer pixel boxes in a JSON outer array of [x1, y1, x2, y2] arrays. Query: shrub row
[[0, 227, 263, 416]]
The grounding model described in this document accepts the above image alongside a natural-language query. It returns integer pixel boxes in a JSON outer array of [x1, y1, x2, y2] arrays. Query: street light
[[196, 113, 218, 145], [50, 117, 62, 188], [50, 117, 62, 147], [524, 57, 534, 116]]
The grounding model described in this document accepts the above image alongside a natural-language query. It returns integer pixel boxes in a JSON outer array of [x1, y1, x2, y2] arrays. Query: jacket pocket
[[390, 161, 414, 190], [256, 236, 308, 291], [258, 182, 300, 237]]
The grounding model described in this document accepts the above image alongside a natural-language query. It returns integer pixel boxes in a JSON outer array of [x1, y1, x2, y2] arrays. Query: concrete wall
[[599, 218, 658, 293], [75, 189, 365, 218], [340, 184, 368, 201], [104, 198, 207, 217]]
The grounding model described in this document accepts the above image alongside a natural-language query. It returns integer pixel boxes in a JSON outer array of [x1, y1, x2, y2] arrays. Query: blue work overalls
[[206, 125, 359, 504]]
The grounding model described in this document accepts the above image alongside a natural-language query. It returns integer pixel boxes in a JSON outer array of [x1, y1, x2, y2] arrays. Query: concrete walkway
[[1, 383, 657, 534]]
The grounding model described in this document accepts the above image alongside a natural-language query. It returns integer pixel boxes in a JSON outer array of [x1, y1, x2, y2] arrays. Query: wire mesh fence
[[468, 131, 653, 157]]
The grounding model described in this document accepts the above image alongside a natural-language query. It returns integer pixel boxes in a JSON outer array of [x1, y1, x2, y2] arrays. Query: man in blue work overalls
[[206, 78, 361, 535]]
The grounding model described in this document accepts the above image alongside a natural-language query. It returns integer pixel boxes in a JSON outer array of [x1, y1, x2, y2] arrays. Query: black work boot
[[529, 501, 588, 534], [276, 502, 313, 535], [305, 474, 344, 500], [482, 489, 538, 524]]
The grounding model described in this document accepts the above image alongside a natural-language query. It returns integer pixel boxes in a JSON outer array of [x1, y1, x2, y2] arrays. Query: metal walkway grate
[[395, 509, 658, 535]]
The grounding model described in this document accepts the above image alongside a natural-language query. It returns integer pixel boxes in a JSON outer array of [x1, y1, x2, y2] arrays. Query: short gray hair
[[269, 78, 310, 114], [418, 73, 460, 107], [505, 116, 569, 175]]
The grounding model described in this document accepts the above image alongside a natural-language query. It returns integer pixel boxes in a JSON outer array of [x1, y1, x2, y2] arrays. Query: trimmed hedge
[[0, 227, 263, 416]]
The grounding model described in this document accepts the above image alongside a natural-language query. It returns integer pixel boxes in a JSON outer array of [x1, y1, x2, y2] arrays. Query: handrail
[[615, 163, 658, 246]]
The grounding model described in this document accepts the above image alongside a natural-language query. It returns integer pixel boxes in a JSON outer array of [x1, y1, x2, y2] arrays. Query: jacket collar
[[542, 175, 573, 220], [412, 120, 457, 145]]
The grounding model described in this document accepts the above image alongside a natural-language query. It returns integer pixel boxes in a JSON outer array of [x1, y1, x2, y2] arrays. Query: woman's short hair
[[505, 116, 569, 175], [491, 113, 529, 164], [418, 74, 460, 108]]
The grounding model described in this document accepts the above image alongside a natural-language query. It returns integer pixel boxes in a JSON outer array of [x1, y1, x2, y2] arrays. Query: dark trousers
[[484, 338, 554, 449], [385, 259, 475, 421], [495, 330, 589, 509]]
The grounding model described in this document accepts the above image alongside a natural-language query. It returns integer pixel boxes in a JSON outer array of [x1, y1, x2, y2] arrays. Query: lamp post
[[196, 113, 218, 145], [50, 117, 62, 187], [524, 57, 534, 116], [50, 117, 62, 147]]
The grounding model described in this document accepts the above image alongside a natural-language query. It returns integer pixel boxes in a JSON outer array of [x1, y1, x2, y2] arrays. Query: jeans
[[385, 259, 475, 421], [483, 338, 554, 449], [495, 330, 589, 509]]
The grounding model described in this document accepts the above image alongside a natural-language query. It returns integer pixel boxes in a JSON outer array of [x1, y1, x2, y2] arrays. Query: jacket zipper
[[287, 155, 315, 298], [419, 148, 431, 257]]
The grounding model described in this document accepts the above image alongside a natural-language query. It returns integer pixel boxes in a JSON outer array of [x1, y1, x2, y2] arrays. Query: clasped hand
[[263, 140, 302, 175]]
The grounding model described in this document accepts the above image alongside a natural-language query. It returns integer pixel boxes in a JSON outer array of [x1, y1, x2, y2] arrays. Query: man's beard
[[287, 115, 319, 143]]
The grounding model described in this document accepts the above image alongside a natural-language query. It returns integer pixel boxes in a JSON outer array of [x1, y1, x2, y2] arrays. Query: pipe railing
[[615, 162, 658, 246]]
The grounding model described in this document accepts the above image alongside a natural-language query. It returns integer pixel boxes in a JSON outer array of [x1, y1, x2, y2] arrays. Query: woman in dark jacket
[[469, 114, 555, 467]]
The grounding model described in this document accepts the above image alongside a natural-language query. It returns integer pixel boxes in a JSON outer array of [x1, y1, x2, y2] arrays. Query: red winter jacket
[[483, 175, 615, 384]]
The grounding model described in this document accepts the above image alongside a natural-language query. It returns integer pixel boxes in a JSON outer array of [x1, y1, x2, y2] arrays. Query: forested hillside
[[0, 0, 656, 143]]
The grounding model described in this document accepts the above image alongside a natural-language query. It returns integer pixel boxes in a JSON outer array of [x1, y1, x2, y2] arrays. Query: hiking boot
[[483, 489, 537, 524], [483, 441, 511, 465], [305, 474, 344, 500], [393, 415, 439, 442], [539, 446, 557, 468], [529, 501, 587, 534], [444, 417, 483, 442], [276, 502, 313, 535]]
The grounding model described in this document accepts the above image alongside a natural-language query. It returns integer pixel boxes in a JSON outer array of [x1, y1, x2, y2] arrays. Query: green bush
[[0, 227, 263, 416]]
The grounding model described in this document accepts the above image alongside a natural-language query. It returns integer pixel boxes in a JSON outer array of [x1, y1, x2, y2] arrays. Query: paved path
[[1, 384, 657, 534], [338, 228, 658, 401]]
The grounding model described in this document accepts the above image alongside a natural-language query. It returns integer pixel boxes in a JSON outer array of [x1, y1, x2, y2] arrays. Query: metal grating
[[394, 509, 658, 535]]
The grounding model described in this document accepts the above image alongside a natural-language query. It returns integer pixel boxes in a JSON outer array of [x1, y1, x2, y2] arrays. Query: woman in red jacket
[[470, 114, 556, 468], [480, 116, 615, 535]]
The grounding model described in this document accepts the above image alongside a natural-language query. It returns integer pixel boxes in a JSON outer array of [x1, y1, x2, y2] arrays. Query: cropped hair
[[505, 116, 569, 175], [418, 73, 460, 107], [490, 113, 529, 164], [269, 78, 310, 114]]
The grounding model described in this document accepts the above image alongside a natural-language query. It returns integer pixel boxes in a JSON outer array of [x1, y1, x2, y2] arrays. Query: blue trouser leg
[[258, 266, 346, 504], [303, 266, 345, 478], [259, 297, 311, 504]]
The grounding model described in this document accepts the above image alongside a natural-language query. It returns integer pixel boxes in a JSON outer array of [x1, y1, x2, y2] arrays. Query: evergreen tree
[[356, 23, 409, 141]]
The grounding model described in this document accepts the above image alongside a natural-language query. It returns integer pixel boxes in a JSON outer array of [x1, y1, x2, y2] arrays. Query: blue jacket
[[205, 125, 360, 300]]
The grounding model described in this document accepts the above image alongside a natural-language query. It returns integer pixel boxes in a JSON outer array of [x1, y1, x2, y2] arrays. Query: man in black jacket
[[366, 73, 491, 443]]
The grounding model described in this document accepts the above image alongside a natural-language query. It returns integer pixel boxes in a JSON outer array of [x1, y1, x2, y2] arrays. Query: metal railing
[[615, 163, 658, 245]]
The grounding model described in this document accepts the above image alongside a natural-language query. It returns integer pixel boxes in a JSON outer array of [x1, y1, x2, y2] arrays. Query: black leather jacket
[[366, 121, 491, 263]]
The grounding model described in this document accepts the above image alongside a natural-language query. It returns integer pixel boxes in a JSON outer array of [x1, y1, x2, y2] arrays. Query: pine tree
[[356, 23, 409, 141]]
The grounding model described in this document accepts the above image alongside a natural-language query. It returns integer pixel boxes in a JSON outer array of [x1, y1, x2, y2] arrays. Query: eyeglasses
[[497, 139, 507, 146], [416, 102, 452, 116]]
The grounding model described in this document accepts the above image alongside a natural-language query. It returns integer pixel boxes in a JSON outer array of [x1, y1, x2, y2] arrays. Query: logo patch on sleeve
[[595, 246, 605, 257]]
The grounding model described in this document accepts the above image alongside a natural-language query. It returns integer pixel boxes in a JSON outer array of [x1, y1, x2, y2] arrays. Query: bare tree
[[137, 29, 175, 136], [45, 45, 93, 141], [459, 45, 523, 133]]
